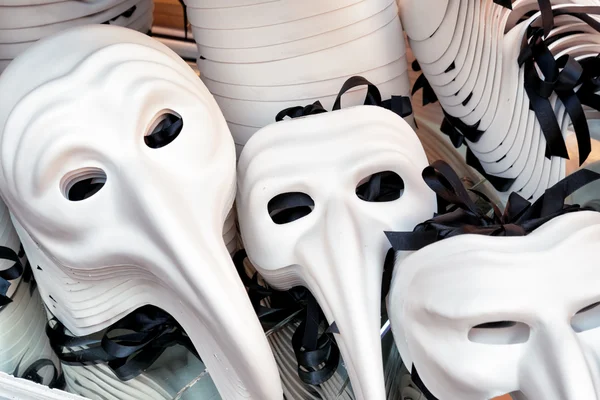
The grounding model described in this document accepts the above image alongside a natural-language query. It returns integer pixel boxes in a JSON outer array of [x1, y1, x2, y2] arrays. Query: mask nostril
[[62, 167, 107, 201], [268, 192, 314, 224], [571, 301, 600, 333], [144, 111, 183, 149], [356, 171, 404, 202], [468, 321, 530, 345]]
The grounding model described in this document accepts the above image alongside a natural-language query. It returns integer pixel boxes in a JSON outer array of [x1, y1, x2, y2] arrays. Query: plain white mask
[[389, 210, 600, 400], [237, 106, 436, 400], [0, 25, 281, 400]]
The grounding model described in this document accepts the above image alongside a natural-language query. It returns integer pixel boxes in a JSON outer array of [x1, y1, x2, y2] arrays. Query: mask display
[[236, 105, 436, 400], [0, 24, 281, 400]]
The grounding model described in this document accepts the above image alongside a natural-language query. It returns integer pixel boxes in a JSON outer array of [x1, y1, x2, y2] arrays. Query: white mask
[[0, 25, 281, 400], [388, 210, 600, 400], [236, 105, 436, 400]]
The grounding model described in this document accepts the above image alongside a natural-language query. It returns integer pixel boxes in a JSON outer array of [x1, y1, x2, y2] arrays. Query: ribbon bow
[[385, 160, 600, 252]]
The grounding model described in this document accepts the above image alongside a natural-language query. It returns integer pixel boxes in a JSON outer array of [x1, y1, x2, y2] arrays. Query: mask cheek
[[571, 330, 600, 390], [407, 319, 524, 399]]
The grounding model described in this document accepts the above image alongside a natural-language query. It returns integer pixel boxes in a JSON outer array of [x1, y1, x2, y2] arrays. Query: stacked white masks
[[389, 210, 600, 400], [236, 106, 436, 400], [0, 25, 281, 400]]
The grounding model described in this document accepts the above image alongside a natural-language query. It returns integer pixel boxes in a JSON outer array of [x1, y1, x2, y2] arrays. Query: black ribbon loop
[[20, 359, 65, 389], [494, 0, 553, 37], [276, 76, 413, 121], [233, 250, 339, 386], [275, 101, 327, 122], [291, 293, 340, 386], [385, 160, 600, 252], [0, 245, 24, 307], [47, 306, 198, 381]]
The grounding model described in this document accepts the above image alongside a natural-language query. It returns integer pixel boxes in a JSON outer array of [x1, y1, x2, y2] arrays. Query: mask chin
[[0, 25, 282, 400], [389, 211, 600, 400], [237, 105, 436, 399]]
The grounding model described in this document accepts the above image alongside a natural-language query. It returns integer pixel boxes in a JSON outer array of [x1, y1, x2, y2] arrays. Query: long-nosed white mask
[[236, 106, 436, 400], [389, 210, 600, 400], [0, 25, 282, 400]]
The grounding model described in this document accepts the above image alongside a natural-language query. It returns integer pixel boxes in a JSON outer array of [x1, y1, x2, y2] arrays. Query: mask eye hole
[[571, 301, 600, 333], [144, 111, 183, 149], [356, 171, 404, 202], [468, 321, 530, 345], [62, 168, 107, 201], [268, 192, 314, 224]]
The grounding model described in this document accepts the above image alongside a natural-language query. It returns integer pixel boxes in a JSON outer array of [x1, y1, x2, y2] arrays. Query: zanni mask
[[0, 25, 282, 400], [389, 210, 600, 400], [236, 105, 436, 400]]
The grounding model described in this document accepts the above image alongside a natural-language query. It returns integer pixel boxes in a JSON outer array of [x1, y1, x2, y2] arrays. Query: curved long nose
[[135, 184, 283, 400], [521, 324, 598, 400], [297, 199, 386, 400]]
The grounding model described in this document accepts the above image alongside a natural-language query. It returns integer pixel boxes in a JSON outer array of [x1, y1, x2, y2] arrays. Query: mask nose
[[521, 324, 598, 400], [134, 183, 282, 400], [297, 198, 386, 400]]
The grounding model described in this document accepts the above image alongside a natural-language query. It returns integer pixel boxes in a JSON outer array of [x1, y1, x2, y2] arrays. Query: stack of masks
[[0, 199, 61, 389], [236, 104, 437, 399], [0, 24, 283, 400], [385, 160, 600, 400], [403, 0, 600, 202], [182, 0, 412, 155], [0, 0, 153, 73]]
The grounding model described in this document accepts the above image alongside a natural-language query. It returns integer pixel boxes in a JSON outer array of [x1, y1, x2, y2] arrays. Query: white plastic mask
[[0, 25, 281, 400], [236, 106, 436, 400], [389, 210, 600, 400]]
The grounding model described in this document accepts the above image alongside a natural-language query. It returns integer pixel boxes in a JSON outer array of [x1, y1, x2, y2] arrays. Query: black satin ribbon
[[411, 73, 438, 106], [19, 359, 65, 389], [291, 293, 340, 386], [465, 147, 516, 192], [519, 29, 590, 163], [275, 101, 327, 122], [47, 306, 198, 381], [0, 246, 24, 307], [577, 56, 600, 111], [356, 171, 405, 202], [102, 5, 137, 24], [494, 0, 553, 37], [144, 113, 183, 149], [233, 250, 307, 328], [441, 110, 484, 147], [233, 250, 340, 386], [276, 76, 413, 121], [385, 160, 600, 251]]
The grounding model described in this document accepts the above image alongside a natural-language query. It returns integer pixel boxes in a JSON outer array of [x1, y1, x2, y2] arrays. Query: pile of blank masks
[[184, 0, 411, 155], [403, 0, 600, 202], [0, 0, 154, 73], [0, 199, 61, 388], [0, 24, 282, 400]]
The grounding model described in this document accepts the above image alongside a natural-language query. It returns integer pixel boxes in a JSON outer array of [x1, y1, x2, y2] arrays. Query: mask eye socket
[[144, 111, 183, 149], [468, 321, 530, 345], [62, 168, 107, 201], [268, 192, 314, 224], [571, 301, 600, 333], [356, 171, 404, 202]]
